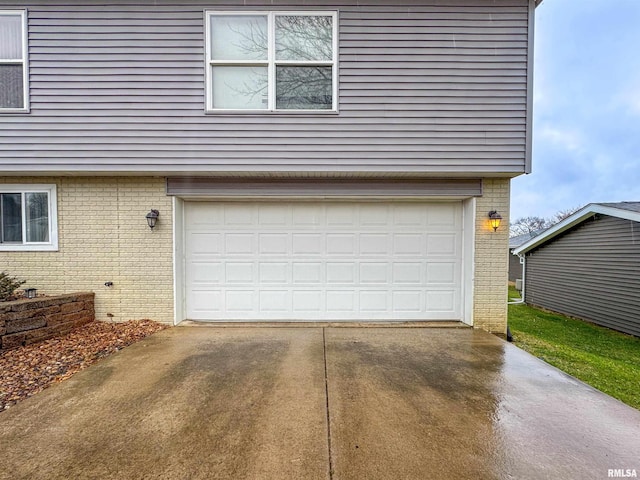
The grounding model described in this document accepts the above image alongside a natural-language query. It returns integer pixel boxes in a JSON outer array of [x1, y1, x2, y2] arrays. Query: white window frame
[[0, 10, 29, 113], [205, 10, 338, 113], [0, 184, 58, 251]]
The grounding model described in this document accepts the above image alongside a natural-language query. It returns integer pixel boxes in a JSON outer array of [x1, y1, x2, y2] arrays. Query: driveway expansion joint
[[323, 327, 334, 480]]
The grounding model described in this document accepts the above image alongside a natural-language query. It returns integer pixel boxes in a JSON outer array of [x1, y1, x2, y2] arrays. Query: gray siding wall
[[525, 215, 640, 337], [0, 0, 531, 175], [508, 250, 521, 283]]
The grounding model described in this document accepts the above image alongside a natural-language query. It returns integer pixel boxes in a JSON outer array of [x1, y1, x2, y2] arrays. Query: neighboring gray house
[[508, 231, 540, 283], [513, 202, 640, 337], [0, 0, 538, 335]]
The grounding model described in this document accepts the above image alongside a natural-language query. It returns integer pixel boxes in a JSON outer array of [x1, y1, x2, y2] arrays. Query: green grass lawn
[[508, 285, 522, 301], [507, 288, 640, 410]]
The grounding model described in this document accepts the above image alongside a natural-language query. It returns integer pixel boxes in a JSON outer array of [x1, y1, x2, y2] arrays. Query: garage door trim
[[174, 197, 476, 325]]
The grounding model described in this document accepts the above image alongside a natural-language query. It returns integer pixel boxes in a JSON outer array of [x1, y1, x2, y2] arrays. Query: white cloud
[[537, 126, 585, 153], [613, 87, 640, 116], [511, 0, 640, 220]]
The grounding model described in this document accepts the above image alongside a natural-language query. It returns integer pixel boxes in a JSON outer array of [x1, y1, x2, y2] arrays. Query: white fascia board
[[524, 0, 535, 173], [513, 203, 640, 255]]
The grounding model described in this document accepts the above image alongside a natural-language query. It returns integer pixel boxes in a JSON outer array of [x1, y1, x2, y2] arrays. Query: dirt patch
[[0, 319, 168, 411]]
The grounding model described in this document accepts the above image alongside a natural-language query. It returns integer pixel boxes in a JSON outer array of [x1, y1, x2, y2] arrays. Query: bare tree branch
[[509, 206, 582, 238], [215, 15, 333, 109]]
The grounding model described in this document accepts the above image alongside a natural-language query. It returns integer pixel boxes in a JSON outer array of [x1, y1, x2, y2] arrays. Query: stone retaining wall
[[0, 292, 95, 350]]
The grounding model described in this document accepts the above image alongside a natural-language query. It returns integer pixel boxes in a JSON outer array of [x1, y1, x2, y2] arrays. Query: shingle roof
[[596, 202, 640, 214], [508, 231, 542, 249], [513, 202, 640, 255]]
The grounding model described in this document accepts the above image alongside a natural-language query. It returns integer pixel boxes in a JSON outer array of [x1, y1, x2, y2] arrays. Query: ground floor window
[[0, 184, 57, 250]]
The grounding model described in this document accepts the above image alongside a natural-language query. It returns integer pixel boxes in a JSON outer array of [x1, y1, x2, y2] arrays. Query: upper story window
[[205, 11, 337, 113], [0, 10, 28, 112], [0, 185, 58, 251]]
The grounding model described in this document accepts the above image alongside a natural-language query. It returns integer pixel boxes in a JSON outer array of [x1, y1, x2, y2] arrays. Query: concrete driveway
[[1, 326, 639, 480]]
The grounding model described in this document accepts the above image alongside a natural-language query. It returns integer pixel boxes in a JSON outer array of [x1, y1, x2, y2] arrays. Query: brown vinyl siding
[[0, 0, 531, 175], [524, 215, 640, 337]]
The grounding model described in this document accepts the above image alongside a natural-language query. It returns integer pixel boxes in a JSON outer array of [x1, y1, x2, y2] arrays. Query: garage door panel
[[392, 263, 423, 284], [326, 204, 356, 226], [225, 234, 253, 254], [326, 234, 356, 255], [185, 202, 462, 321], [393, 234, 424, 256], [360, 263, 388, 284], [190, 290, 223, 315], [326, 290, 356, 312], [292, 205, 320, 225], [225, 290, 254, 312], [426, 291, 457, 312], [188, 233, 222, 254], [427, 234, 458, 256], [259, 234, 288, 254], [326, 263, 356, 284], [259, 263, 288, 283], [186, 203, 223, 225], [360, 205, 390, 225], [393, 205, 425, 227], [359, 234, 389, 255], [190, 262, 224, 284], [359, 291, 389, 312], [224, 205, 253, 225], [426, 263, 457, 285], [293, 291, 322, 312], [428, 204, 460, 226], [259, 291, 290, 312], [392, 291, 423, 312], [258, 206, 288, 225], [292, 234, 323, 255], [292, 263, 323, 284], [225, 263, 253, 283]]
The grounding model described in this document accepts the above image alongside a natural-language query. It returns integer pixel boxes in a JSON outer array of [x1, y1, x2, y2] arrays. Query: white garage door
[[184, 201, 462, 321]]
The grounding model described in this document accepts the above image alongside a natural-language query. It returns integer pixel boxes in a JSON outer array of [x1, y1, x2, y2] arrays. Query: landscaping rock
[[0, 293, 95, 350], [6, 315, 47, 334], [0, 319, 168, 410]]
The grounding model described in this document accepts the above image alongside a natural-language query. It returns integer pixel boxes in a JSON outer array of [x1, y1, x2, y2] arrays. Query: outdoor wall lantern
[[488, 210, 502, 232], [24, 288, 37, 299], [146, 209, 160, 230]]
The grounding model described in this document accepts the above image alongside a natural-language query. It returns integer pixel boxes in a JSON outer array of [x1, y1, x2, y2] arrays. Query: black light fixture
[[146, 209, 160, 230], [24, 288, 37, 299], [488, 210, 502, 232]]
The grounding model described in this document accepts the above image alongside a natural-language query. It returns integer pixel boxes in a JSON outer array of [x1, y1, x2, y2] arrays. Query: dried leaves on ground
[[0, 320, 167, 411]]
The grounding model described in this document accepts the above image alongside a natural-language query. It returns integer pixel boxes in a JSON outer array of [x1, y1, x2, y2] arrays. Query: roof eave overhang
[[513, 204, 640, 255]]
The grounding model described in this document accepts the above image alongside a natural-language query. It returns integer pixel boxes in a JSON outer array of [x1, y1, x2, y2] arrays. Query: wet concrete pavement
[[1, 326, 639, 479]]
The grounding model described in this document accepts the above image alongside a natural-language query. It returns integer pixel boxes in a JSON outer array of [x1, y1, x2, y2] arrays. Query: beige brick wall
[[2, 176, 511, 331], [1, 177, 174, 324], [473, 178, 510, 334]]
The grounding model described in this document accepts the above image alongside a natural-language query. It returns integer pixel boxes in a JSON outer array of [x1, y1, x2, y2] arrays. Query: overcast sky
[[510, 0, 640, 220]]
